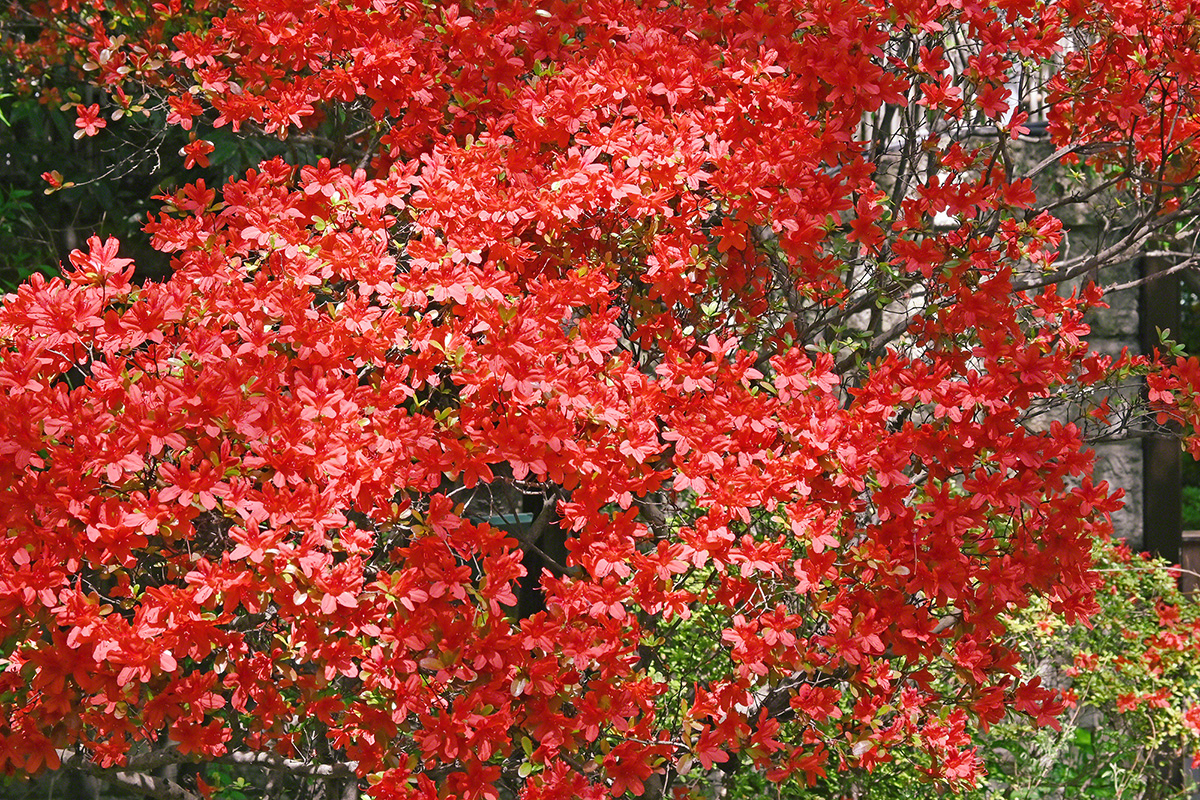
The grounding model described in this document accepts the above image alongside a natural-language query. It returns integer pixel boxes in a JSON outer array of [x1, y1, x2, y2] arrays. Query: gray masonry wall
[[1022, 137, 1148, 550]]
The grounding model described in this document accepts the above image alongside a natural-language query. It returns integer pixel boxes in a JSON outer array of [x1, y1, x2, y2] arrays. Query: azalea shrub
[[6, 0, 1200, 799], [737, 540, 1200, 800], [973, 541, 1200, 800]]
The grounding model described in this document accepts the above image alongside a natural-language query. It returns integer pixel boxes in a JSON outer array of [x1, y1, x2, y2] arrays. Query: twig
[[1104, 256, 1200, 294]]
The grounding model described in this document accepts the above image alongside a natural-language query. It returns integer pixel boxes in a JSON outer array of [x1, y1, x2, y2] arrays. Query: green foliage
[[711, 540, 1200, 800], [202, 764, 255, 800], [0, 90, 336, 293], [0, 185, 54, 291], [978, 541, 1200, 800], [1182, 485, 1200, 529]]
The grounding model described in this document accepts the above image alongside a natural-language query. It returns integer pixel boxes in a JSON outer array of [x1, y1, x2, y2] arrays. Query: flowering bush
[[5, 0, 1200, 798], [976, 541, 1200, 800], [715, 540, 1200, 799]]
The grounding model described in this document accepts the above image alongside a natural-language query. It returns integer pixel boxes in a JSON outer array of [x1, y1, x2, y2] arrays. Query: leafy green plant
[[976, 540, 1200, 800], [711, 540, 1200, 800], [1181, 486, 1200, 530], [0, 185, 56, 292]]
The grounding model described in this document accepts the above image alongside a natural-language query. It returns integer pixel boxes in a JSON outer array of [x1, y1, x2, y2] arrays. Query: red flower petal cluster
[[74, 103, 106, 138], [4, 0, 1200, 797]]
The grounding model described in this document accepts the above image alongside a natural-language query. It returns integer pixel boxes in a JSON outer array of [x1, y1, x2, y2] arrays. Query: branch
[[55, 752, 199, 800], [1103, 253, 1200, 294], [220, 751, 359, 778], [121, 749, 189, 773], [510, 494, 580, 577], [57, 746, 361, 785], [521, 492, 557, 548], [243, 124, 341, 153], [1012, 214, 1160, 292], [106, 771, 201, 800], [1019, 142, 1088, 181], [1035, 171, 1126, 214], [835, 315, 914, 374], [632, 492, 670, 539]]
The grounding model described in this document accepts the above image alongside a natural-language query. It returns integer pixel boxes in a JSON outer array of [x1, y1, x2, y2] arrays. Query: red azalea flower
[[73, 103, 106, 138], [181, 139, 215, 169]]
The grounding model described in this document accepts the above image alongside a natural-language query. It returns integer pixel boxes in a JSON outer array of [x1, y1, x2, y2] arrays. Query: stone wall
[[1086, 259, 1144, 548], [1023, 139, 1149, 549]]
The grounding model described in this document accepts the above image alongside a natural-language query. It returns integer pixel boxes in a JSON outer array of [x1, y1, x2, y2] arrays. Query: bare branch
[[55, 753, 200, 800], [508, 495, 580, 577], [1019, 142, 1089, 180], [107, 771, 201, 800], [1105, 256, 1200, 294], [221, 751, 360, 778]]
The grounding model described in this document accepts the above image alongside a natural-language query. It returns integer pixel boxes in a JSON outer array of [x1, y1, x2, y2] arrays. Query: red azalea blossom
[[181, 139, 214, 169], [73, 103, 106, 138]]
